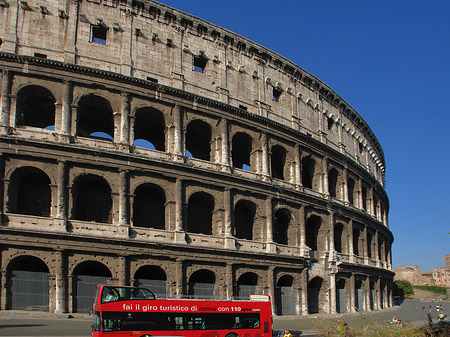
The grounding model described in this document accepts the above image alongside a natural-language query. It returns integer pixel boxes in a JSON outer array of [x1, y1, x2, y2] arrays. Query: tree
[[394, 279, 414, 299]]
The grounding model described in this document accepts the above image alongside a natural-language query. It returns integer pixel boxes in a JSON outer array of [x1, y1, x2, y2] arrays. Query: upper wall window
[[272, 87, 282, 102], [92, 25, 107, 45], [193, 55, 208, 73]]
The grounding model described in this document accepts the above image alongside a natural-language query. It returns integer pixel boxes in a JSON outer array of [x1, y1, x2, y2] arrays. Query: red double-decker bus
[[91, 284, 272, 337]]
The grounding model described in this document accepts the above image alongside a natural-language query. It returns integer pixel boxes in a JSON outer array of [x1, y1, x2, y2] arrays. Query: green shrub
[[414, 285, 447, 296]]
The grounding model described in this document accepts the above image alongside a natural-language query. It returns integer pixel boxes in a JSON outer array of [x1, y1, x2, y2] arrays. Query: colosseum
[[0, 0, 393, 316]]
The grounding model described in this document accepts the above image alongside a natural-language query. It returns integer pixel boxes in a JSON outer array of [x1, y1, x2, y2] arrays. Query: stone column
[[348, 220, 355, 263], [174, 179, 185, 243], [295, 144, 302, 188], [260, 132, 270, 178], [0, 270, 7, 310], [118, 170, 129, 237], [173, 105, 184, 161], [221, 118, 231, 171], [267, 266, 275, 314], [343, 167, 349, 203], [118, 256, 127, 286], [120, 92, 131, 147], [329, 273, 336, 314], [300, 268, 308, 315], [358, 177, 363, 210], [0, 70, 12, 135], [363, 226, 368, 264], [298, 205, 307, 256], [55, 160, 68, 231], [265, 197, 275, 253], [223, 188, 234, 249], [60, 80, 73, 141], [328, 210, 335, 253], [322, 157, 329, 195], [175, 258, 183, 298], [349, 274, 356, 313], [225, 263, 233, 300], [54, 251, 66, 313]]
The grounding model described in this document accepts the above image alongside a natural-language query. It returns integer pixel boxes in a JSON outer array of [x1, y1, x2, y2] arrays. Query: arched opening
[[188, 270, 216, 299], [134, 265, 167, 298], [367, 232, 373, 259], [271, 145, 286, 180], [234, 200, 255, 240], [334, 223, 344, 253], [273, 208, 290, 245], [307, 277, 323, 314], [185, 120, 211, 161], [353, 228, 361, 256], [72, 175, 112, 223], [369, 281, 375, 310], [7, 256, 49, 311], [133, 184, 165, 229], [355, 280, 363, 311], [348, 177, 356, 206], [231, 132, 252, 171], [237, 272, 261, 300], [336, 279, 347, 313], [306, 215, 321, 259], [186, 192, 214, 235], [76, 94, 114, 141], [16, 85, 55, 129], [328, 168, 339, 198], [8, 167, 51, 217], [301, 156, 315, 189], [361, 186, 368, 211], [73, 261, 111, 313], [133, 107, 165, 151], [275, 275, 295, 316]]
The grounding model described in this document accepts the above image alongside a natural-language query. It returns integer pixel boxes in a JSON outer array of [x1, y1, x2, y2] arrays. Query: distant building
[[395, 254, 450, 286]]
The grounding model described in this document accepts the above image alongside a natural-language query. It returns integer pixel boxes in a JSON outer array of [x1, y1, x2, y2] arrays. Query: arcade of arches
[[0, 74, 393, 316]]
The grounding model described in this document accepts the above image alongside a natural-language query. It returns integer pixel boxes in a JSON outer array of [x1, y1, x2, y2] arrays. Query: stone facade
[[0, 0, 393, 315]]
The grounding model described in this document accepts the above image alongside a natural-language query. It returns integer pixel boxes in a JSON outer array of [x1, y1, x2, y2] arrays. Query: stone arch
[[133, 265, 167, 298], [275, 274, 296, 316], [347, 177, 357, 206], [71, 174, 112, 223], [273, 208, 291, 245], [353, 227, 362, 256], [186, 191, 214, 235], [328, 167, 343, 199], [236, 272, 262, 300], [231, 132, 253, 171], [15, 85, 56, 130], [72, 260, 112, 313], [76, 94, 114, 140], [307, 276, 325, 314], [133, 106, 166, 151], [6, 255, 50, 311], [7, 166, 51, 217], [187, 269, 217, 298], [233, 199, 256, 240], [334, 222, 344, 254], [336, 278, 347, 313], [185, 119, 211, 161], [354, 279, 364, 311], [132, 183, 166, 229], [305, 215, 322, 257], [301, 156, 316, 190], [270, 144, 286, 180]]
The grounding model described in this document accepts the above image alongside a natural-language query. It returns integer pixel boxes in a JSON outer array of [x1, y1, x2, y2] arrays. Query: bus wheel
[[225, 333, 239, 337]]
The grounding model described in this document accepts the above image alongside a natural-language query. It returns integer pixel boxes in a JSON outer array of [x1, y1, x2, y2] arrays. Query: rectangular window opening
[[92, 26, 107, 45], [34, 53, 47, 59], [193, 55, 207, 73]]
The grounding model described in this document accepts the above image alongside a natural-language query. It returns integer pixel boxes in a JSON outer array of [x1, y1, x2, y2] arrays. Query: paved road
[[0, 301, 448, 336]]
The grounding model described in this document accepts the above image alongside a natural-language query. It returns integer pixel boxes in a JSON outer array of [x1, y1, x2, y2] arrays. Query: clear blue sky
[[159, 0, 450, 272]]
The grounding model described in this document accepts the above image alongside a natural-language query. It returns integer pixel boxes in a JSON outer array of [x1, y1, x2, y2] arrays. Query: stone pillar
[[348, 220, 355, 263], [322, 157, 328, 195], [329, 273, 336, 314], [265, 197, 275, 253], [120, 92, 131, 146], [267, 266, 275, 314], [0, 70, 12, 135], [60, 80, 73, 141], [328, 210, 335, 253], [225, 263, 233, 300], [298, 205, 307, 256], [369, 187, 375, 216], [118, 256, 127, 286], [343, 167, 349, 204], [175, 258, 183, 298], [0, 270, 7, 310], [223, 188, 234, 249], [174, 179, 185, 243], [54, 251, 66, 313], [295, 144, 302, 187], [221, 118, 231, 171], [349, 274, 356, 313], [300, 268, 308, 315], [358, 177, 363, 210], [118, 170, 129, 238], [173, 105, 184, 160], [363, 226, 368, 264], [55, 160, 68, 231], [260, 132, 270, 178]]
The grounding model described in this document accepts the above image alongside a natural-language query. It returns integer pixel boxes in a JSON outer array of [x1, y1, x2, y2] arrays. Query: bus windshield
[[101, 286, 155, 303]]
